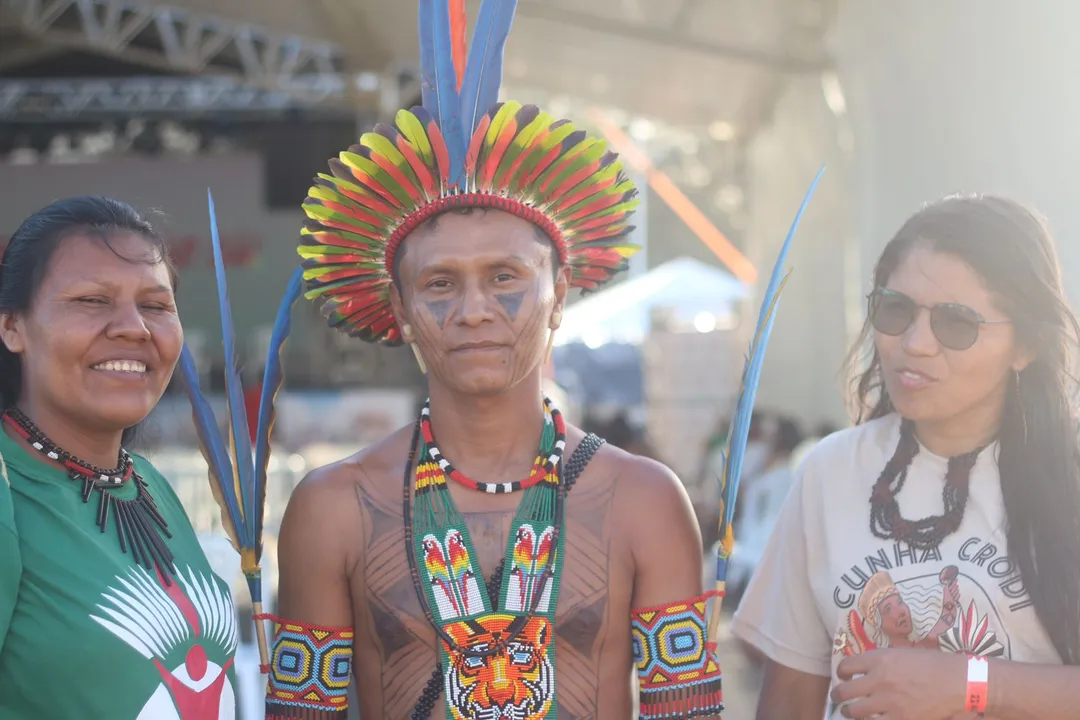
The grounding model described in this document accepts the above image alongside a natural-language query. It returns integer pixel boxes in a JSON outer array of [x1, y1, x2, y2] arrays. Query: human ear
[[0, 311, 25, 354], [1011, 343, 1035, 373], [389, 284, 412, 339], [552, 265, 571, 319]]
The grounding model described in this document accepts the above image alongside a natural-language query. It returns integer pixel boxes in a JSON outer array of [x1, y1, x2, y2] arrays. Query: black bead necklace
[[2, 408, 175, 580], [868, 418, 987, 551]]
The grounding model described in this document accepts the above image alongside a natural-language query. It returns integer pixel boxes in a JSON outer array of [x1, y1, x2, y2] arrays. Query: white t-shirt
[[730, 414, 1062, 719]]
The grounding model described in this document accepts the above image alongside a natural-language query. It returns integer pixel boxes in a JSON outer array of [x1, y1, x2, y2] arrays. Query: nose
[[105, 300, 152, 341], [900, 307, 938, 356], [456, 279, 497, 328]]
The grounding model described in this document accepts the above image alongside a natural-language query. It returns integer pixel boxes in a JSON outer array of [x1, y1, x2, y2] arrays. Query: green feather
[[533, 139, 605, 198], [361, 133, 423, 191], [339, 151, 415, 208], [396, 110, 436, 169], [493, 111, 553, 188]]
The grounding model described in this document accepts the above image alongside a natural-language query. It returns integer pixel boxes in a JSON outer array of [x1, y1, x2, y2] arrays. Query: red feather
[[479, 117, 519, 190], [308, 215, 387, 242], [426, 120, 452, 188], [465, 114, 492, 177], [312, 202, 388, 237], [303, 231, 374, 251], [320, 171, 397, 217], [369, 151, 424, 204], [450, 0, 467, 91], [344, 166, 404, 210], [394, 136, 438, 198]]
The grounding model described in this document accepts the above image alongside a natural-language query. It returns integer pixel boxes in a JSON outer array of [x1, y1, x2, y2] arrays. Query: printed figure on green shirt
[[0, 196, 238, 719]]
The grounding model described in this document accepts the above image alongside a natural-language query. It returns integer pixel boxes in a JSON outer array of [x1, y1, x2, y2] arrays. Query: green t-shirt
[[0, 430, 239, 719]]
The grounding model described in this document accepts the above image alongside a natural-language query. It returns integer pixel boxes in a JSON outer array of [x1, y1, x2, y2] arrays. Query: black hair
[[391, 206, 561, 293], [846, 194, 1080, 664], [0, 196, 177, 446]]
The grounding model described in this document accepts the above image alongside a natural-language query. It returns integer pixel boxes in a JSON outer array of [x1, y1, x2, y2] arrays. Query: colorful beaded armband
[[631, 591, 724, 720], [263, 615, 354, 718]]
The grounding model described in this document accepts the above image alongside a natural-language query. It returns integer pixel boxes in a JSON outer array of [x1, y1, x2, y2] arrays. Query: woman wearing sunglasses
[[732, 194, 1080, 719]]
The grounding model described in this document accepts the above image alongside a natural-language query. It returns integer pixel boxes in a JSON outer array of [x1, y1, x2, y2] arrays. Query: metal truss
[[0, 0, 351, 107], [0, 75, 352, 119]]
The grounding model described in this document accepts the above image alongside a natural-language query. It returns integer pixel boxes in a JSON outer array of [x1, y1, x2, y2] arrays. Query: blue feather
[[252, 267, 304, 551], [460, 0, 518, 137], [207, 190, 257, 548], [419, 0, 466, 185], [720, 165, 826, 529], [177, 344, 244, 539]]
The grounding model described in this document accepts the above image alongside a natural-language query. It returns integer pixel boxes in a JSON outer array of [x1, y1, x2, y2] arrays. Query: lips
[[452, 342, 505, 352], [895, 367, 937, 390]]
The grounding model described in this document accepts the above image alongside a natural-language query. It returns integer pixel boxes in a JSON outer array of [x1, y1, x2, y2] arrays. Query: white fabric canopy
[[556, 256, 748, 347]]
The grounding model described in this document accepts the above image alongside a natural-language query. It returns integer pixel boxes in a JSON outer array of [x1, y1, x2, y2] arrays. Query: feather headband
[[298, 0, 641, 344]]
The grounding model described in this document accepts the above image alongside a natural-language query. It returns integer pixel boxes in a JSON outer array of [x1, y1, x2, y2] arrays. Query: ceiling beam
[[515, 3, 829, 73]]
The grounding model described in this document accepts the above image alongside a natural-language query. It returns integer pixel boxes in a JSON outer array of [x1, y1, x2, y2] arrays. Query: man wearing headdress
[[260, 2, 723, 719]]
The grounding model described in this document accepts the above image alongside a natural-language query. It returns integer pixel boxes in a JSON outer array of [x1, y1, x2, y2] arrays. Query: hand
[[832, 648, 966, 720]]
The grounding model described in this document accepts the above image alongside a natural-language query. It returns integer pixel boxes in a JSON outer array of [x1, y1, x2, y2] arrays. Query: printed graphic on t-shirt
[[90, 565, 238, 719], [825, 536, 1034, 719], [831, 563, 1006, 658]]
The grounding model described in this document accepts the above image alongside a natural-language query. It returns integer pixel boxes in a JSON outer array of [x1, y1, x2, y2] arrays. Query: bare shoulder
[[589, 439, 693, 516], [280, 424, 416, 558]]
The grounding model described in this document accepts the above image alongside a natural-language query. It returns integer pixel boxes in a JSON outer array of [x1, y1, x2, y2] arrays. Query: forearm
[[986, 660, 1080, 720]]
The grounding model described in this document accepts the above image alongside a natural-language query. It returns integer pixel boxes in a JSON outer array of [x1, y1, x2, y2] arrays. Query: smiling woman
[[0, 197, 239, 719]]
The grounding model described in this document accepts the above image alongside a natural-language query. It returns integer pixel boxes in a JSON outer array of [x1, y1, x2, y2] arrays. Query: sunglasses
[[868, 288, 1011, 351]]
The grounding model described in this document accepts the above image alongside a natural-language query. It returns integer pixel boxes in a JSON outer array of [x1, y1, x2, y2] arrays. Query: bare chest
[[350, 482, 632, 719]]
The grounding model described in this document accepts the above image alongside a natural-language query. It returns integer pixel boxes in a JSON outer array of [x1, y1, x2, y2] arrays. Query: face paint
[[425, 299, 453, 329], [495, 291, 526, 321]]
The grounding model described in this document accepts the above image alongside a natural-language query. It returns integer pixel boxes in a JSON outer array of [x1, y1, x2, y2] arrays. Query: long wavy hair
[[845, 194, 1080, 664]]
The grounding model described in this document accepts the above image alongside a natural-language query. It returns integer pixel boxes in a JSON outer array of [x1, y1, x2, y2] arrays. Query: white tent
[[556, 256, 748, 347]]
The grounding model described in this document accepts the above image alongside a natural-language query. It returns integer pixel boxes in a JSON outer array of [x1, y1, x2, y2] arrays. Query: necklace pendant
[[78, 473, 95, 503], [97, 490, 112, 533]]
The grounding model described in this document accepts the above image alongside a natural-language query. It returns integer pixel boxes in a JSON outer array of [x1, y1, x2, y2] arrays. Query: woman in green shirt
[[0, 197, 238, 719]]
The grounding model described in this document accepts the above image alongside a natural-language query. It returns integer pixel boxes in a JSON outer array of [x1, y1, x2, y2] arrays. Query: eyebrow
[[72, 278, 173, 294], [419, 254, 533, 273]]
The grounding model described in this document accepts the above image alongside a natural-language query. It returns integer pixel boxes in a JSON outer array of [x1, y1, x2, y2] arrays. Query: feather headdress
[[178, 190, 305, 672], [298, 0, 640, 343], [707, 166, 825, 641]]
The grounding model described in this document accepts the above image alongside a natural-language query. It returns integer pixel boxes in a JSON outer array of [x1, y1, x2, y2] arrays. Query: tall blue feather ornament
[[419, 0, 467, 187], [178, 189, 305, 673], [707, 166, 826, 642], [459, 0, 518, 139]]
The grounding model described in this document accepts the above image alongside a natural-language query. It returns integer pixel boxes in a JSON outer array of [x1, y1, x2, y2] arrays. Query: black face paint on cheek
[[425, 299, 453, 329], [495, 291, 526, 321]]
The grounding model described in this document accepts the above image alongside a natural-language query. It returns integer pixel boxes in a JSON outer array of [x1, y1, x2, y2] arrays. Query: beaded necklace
[[869, 418, 988, 550], [403, 396, 569, 720], [2, 408, 175, 579]]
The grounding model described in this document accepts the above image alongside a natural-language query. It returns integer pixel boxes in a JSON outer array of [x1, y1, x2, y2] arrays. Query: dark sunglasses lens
[[870, 292, 915, 336], [931, 305, 981, 350]]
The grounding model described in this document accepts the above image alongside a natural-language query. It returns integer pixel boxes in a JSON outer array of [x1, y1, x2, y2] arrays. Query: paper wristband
[[263, 614, 354, 717], [966, 655, 989, 714]]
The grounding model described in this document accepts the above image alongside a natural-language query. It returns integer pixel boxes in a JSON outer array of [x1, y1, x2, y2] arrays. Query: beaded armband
[[631, 591, 724, 720], [264, 615, 354, 718]]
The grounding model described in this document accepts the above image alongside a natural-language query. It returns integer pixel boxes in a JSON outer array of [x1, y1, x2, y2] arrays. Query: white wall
[[833, 0, 1080, 298], [742, 77, 854, 427]]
